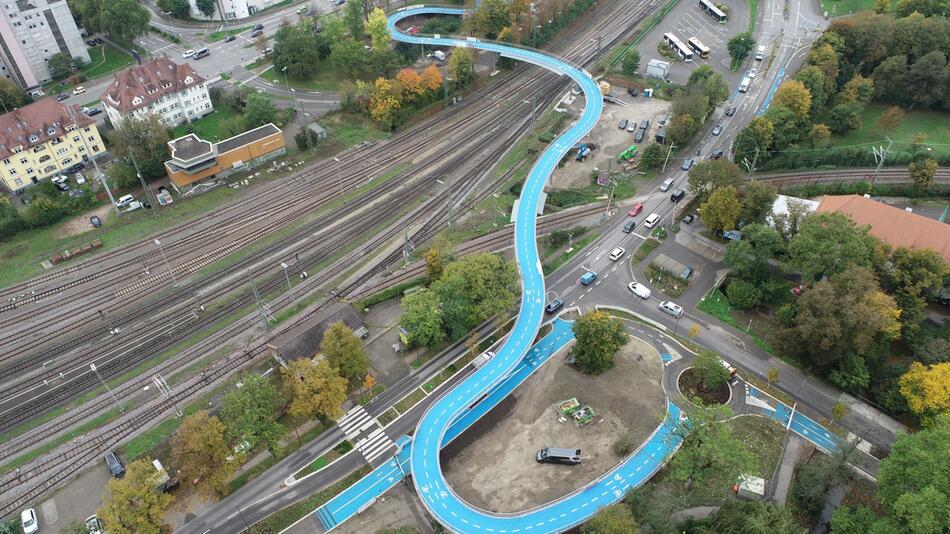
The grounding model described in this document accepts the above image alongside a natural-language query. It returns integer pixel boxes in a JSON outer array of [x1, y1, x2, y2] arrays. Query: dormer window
[[184, 76, 193, 85], [66, 125, 76, 132], [162, 82, 171, 89], [28, 134, 38, 143], [132, 96, 143, 106], [148, 88, 157, 94], [12, 145, 22, 153], [46, 127, 56, 135]]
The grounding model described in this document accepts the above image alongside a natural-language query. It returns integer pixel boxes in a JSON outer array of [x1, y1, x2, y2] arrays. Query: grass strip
[[208, 26, 250, 41], [0, 408, 121, 476], [378, 407, 400, 427], [252, 466, 371, 532], [542, 233, 596, 275], [630, 238, 660, 265], [393, 388, 427, 414]]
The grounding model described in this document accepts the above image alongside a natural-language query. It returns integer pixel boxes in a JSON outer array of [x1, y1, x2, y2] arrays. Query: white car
[[72, 85, 86, 95], [628, 282, 652, 299], [86, 515, 103, 534], [21, 508, 38, 534], [658, 300, 684, 318], [125, 200, 144, 212], [182, 49, 195, 59], [748, 67, 758, 79], [609, 247, 625, 261], [115, 194, 134, 208]]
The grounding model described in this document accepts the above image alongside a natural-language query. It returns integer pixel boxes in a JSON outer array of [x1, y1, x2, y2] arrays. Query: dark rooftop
[[218, 123, 281, 154], [168, 134, 213, 162], [268, 302, 366, 363]]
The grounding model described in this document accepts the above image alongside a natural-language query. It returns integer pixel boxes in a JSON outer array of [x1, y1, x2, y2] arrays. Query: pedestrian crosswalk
[[337, 406, 396, 464]]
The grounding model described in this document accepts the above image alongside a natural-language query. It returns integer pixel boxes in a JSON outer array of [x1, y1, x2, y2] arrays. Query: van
[[536, 447, 582, 465], [115, 194, 134, 208], [194, 48, 210, 59], [643, 213, 660, 228], [104, 451, 125, 478], [755, 45, 765, 61], [659, 178, 674, 192], [622, 220, 637, 233], [580, 271, 597, 285], [670, 189, 685, 203], [628, 282, 651, 299], [473, 350, 495, 368], [739, 77, 751, 93], [658, 301, 684, 318]]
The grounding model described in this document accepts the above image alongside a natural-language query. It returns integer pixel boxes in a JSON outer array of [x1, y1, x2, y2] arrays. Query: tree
[[47, 52, 75, 79], [170, 410, 236, 497], [581, 503, 638, 534], [423, 247, 444, 283], [687, 160, 743, 201], [699, 500, 800, 534], [220, 372, 285, 453], [794, 66, 828, 117], [281, 358, 348, 420], [666, 112, 699, 146], [669, 404, 754, 488], [693, 350, 730, 389], [768, 367, 779, 387], [764, 105, 806, 149], [726, 32, 755, 65], [109, 115, 170, 178], [885, 246, 948, 334], [807, 123, 831, 148], [321, 321, 369, 387], [740, 181, 777, 225], [832, 401, 848, 421], [732, 116, 774, 163], [829, 353, 871, 392], [273, 23, 322, 79], [640, 143, 664, 170], [622, 49, 640, 76], [726, 279, 762, 309], [900, 362, 950, 426], [400, 290, 445, 347], [244, 92, 278, 128], [420, 63, 443, 92], [474, 0, 510, 39], [369, 77, 401, 129], [871, 54, 908, 104], [790, 448, 856, 518], [772, 80, 812, 119], [447, 48, 475, 88], [874, 0, 890, 12], [828, 102, 863, 134], [195, 0, 215, 18], [571, 311, 628, 375], [915, 337, 950, 365], [687, 324, 701, 346], [699, 186, 742, 234], [431, 253, 518, 340], [839, 74, 875, 106], [0, 78, 27, 110], [158, 0, 190, 18], [908, 158, 938, 192], [99, 0, 150, 45], [98, 459, 173, 534], [367, 8, 390, 52], [343, 0, 365, 39], [784, 213, 872, 284], [876, 106, 905, 132]]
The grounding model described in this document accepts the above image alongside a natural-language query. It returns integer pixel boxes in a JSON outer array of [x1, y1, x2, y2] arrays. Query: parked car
[[182, 49, 195, 59], [64, 162, 84, 173], [335, 0, 346, 5], [94, 37, 104, 45], [252, 23, 264, 31], [224, 35, 236, 42], [83, 106, 103, 116], [85, 515, 103, 534], [56, 93, 69, 101], [710, 149, 724, 160], [54, 181, 70, 192], [626, 123, 637, 133], [90, 215, 102, 228], [115, 194, 134, 208], [19, 196, 30, 205], [680, 158, 694, 171], [627, 87, 638, 97], [682, 214, 695, 224], [628, 202, 643, 217], [72, 86, 86, 95], [725, 106, 737, 116], [634, 128, 645, 143], [21, 508, 38, 534], [86, 39, 98, 46], [618, 118, 629, 130], [712, 123, 722, 136], [104, 450, 125, 477], [251, 28, 264, 37], [68, 188, 84, 198], [545, 298, 564, 314]]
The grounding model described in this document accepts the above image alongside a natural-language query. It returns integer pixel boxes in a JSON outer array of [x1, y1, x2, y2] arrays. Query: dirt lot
[[441, 335, 665, 512], [549, 92, 672, 190], [53, 203, 113, 239], [336, 483, 432, 534]]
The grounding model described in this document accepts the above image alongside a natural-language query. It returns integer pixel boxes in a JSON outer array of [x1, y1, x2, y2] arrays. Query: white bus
[[698, 0, 728, 23], [687, 37, 710, 59], [662, 32, 694, 62]]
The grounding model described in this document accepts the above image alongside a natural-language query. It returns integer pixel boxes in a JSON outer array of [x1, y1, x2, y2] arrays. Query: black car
[[627, 88, 638, 97], [86, 39, 98, 46], [104, 451, 125, 478], [64, 162, 84, 174], [545, 298, 564, 314], [682, 214, 695, 224], [56, 93, 69, 101], [90, 215, 102, 228], [711, 149, 724, 160], [725, 106, 737, 116], [19, 196, 30, 205], [84, 107, 103, 116], [224, 35, 236, 42], [252, 23, 264, 31], [94, 37, 104, 45]]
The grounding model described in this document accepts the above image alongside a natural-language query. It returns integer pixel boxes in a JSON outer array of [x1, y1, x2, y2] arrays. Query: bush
[[612, 434, 635, 457], [725, 279, 762, 309], [294, 128, 322, 151]]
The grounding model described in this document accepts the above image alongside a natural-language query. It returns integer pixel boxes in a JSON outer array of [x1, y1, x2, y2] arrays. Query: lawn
[[697, 287, 777, 353], [827, 104, 950, 159], [82, 44, 136, 80], [819, 0, 894, 15], [170, 106, 242, 142], [321, 113, 389, 147], [259, 64, 344, 92], [630, 238, 660, 265], [727, 415, 785, 479], [208, 26, 250, 41], [394, 387, 427, 414], [542, 232, 596, 275], [747, 0, 759, 31], [644, 264, 688, 298]]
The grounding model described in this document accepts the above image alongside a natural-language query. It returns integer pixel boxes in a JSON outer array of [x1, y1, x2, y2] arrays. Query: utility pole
[[333, 157, 344, 204], [90, 363, 123, 412], [130, 155, 158, 216], [154, 239, 178, 285], [742, 147, 759, 179], [248, 270, 269, 330], [280, 262, 296, 302], [152, 373, 182, 417], [661, 144, 677, 173], [402, 231, 413, 266], [870, 136, 892, 189]]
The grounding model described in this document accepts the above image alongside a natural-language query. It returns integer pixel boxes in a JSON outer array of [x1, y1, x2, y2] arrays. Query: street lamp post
[[154, 239, 178, 285], [280, 262, 296, 302], [333, 157, 344, 204], [90, 363, 123, 412]]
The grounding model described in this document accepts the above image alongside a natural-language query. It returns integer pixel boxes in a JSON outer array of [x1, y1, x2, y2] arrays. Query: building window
[[46, 127, 56, 135], [12, 146, 21, 153], [28, 134, 38, 143], [38, 155, 50, 163], [83, 127, 91, 132], [43, 164, 57, 173], [61, 158, 72, 165], [56, 147, 68, 155], [91, 145, 100, 152], [72, 136, 80, 143], [24, 167, 32, 174], [87, 136, 95, 142], [66, 125, 76, 132], [9, 168, 15, 175], [19, 157, 27, 164], [14, 178, 22, 186], [2, 158, 9, 165], [77, 146, 85, 152]]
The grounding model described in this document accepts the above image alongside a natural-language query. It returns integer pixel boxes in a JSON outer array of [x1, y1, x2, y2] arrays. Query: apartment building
[[101, 56, 213, 128], [187, 0, 286, 20], [0, 0, 90, 90], [0, 98, 105, 192]]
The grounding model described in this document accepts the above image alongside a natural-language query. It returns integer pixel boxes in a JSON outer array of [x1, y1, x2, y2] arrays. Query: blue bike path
[[748, 386, 842, 453]]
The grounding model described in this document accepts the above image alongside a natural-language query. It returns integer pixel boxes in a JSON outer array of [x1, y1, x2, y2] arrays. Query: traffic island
[[677, 367, 730, 405]]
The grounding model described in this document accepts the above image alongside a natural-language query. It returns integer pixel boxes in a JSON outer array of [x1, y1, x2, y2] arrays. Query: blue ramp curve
[[389, 7, 684, 533]]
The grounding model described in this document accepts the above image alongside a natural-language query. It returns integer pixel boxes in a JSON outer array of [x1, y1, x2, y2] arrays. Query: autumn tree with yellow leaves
[[900, 362, 950, 426]]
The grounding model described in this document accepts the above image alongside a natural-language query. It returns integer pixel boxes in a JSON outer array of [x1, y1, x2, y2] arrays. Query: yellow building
[[0, 99, 106, 193]]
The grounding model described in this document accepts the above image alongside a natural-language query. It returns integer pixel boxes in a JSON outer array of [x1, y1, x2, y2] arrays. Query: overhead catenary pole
[[154, 239, 178, 285], [661, 143, 677, 173], [90, 363, 123, 412], [870, 136, 893, 189], [280, 261, 296, 302], [129, 154, 159, 216], [248, 270, 269, 330]]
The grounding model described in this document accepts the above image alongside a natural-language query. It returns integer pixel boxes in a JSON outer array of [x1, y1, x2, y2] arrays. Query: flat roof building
[[164, 123, 285, 188]]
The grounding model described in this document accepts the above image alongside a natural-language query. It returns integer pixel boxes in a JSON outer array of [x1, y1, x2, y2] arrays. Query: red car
[[407, 26, 419, 34], [628, 203, 644, 217]]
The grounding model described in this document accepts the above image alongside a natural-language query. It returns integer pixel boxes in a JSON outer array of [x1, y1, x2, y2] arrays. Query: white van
[[473, 350, 495, 369], [659, 177, 675, 192], [755, 45, 765, 61], [115, 194, 134, 208], [738, 77, 751, 93], [658, 300, 684, 318], [628, 282, 652, 299], [644, 213, 660, 228]]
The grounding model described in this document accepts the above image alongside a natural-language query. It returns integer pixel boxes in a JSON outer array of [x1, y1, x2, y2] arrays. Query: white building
[[0, 0, 90, 90], [187, 0, 286, 20], [767, 194, 819, 231], [100, 56, 213, 128]]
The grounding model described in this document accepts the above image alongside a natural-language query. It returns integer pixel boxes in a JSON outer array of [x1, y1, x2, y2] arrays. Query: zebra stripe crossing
[[337, 406, 377, 440], [337, 406, 396, 464]]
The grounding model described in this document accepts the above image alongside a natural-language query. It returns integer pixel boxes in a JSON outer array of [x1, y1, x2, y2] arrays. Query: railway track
[[0, 0, 665, 512], [755, 167, 950, 185]]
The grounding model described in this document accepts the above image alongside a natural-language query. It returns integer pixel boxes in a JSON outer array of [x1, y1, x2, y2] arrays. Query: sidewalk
[[771, 434, 805, 505]]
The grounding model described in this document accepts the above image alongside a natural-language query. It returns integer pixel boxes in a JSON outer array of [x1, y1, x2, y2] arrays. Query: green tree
[[157, 0, 190, 18], [244, 92, 278, 128], [699, 500, 800, 534], [772, 80, 812, 119], [794, 66, 828, 116], [807, 123, 831, 147], [622, 49, 641, 76], [100, 0, 150, 45], [639, 143, 664, 170], [571, 310, 628, 374], [693, 350, 731, 389], [726, 279, 762, 309], [699, 186, 742, 234], [321, 321, 370, 387], [273, 22, 322, 79], [829, 353, 871, 392], [581, 503, 638, 534], [431, 252, 518, 339], [0, 78, 28, 110], [195, 0, 215, 18], [874, 0, 890, 12], [220, 372, 285, 454], [400, 290, 445, 347], [732, 116, 774, 164], [908, 158, 938, 192], [871, 54, 908, 104], [727, 32, 755, 65], [447, 48, 475, 88], [784, 213, 872, 284], [367, 8, 390, 52], [47, 52, 74, 79], [740, 181, 778, 225], [839, 74, 875, 106], [876, 106, 905, 132], [828, 102, 863, 134], [687, 159, 743, 201], [330, 39, 370, 79], [281, 358, 348, 420], [98, 459, 173, 534], [724, 223, 784, 282], [474, 0, 510, 39], [109, 114, 170, 178], [423, 247, 444, 284], [791, 448, 856, 518], [170, 410, 236, 497], [666, 112, 699, 146], [884, 246, 948, 334], [669, 404, 754, 488], [344, 0, 365, 39]]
